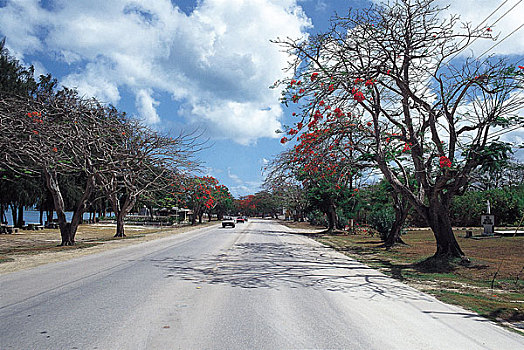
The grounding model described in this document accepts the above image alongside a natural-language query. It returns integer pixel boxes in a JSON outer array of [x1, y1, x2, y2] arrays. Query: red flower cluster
[[439, 156, 452, 168], [353, 91, 365, 102], [280, 137, 288, 144], [311, 72, 319, 81], [402, 143, 412, 152], [364, 79, 374, 87], [27, 111, 43, 124]]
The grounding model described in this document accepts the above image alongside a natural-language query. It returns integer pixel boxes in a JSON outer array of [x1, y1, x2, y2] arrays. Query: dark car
[[236, 216, 245, 223], [222, 216, 235, 228]]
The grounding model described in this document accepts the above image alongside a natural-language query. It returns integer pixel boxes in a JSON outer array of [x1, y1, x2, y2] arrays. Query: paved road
[[1, 219, 522, 349]]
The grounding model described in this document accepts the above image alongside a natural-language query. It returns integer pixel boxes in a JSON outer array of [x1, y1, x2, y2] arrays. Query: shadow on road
[[151, 232, 434, 302]]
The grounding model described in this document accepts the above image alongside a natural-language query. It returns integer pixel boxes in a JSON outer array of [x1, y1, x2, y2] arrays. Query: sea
[[2, 208, 97, 226]]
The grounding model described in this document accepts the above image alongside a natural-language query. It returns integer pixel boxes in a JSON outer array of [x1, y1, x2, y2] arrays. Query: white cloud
[[437, 0, 524, 57], [227, 167, 243, 184], [230, 181, 264, 197], [61, 62, 121, 104], [369, 0, 524, 57], [135, 89, 160, 124], [0, 0, 311, 144]]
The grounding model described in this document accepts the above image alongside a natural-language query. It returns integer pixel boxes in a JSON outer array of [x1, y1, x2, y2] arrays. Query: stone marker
[[481, 200, 494, 236]]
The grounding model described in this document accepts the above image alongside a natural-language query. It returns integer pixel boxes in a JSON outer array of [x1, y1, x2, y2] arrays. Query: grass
[[280, 220, 524, 333], [0, 222, 214, 262]]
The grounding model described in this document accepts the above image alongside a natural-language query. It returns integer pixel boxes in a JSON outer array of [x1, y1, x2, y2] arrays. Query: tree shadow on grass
[[366, 258, 412, 282]]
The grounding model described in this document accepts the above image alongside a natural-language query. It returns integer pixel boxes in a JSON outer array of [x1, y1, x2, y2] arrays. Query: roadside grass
[[280, 220, 524, 332], [0, 222, 214, 261]]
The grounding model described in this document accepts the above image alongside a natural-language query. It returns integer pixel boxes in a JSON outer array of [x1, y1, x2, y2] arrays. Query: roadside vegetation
[[0, 38, 234, 245], [266, 0, 523, 263], [282, 220, 523, 332]]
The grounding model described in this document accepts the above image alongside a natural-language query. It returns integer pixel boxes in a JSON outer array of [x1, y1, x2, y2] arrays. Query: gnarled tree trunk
[[426, 197, 464, 258], [44, 169, 94, 246], [325, 200, 337, 233], [384, 192, 408, 248]]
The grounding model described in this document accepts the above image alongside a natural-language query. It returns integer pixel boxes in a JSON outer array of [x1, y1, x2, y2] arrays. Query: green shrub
[[367, 206, 395, 240]]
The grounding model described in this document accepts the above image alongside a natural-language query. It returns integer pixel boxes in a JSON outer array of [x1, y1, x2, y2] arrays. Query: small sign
[[481, 214, 495, 235]]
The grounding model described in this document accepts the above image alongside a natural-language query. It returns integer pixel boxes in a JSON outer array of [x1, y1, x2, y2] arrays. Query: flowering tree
[[176, 175, 223, 225], [274, 0, 524, 259], [263, 178, 308, 222], [238, 195, 257, 216], [0, 42, 200, 243], [211, 183, 234, 220], [0, 83, 122, 245]]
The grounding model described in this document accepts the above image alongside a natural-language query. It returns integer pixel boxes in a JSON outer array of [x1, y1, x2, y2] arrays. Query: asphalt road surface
[[1, 219, 522, 349]]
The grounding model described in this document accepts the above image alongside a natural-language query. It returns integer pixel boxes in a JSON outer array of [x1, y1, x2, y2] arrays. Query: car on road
[[235, 216, 245, 223], [222, 216, 235, 228]]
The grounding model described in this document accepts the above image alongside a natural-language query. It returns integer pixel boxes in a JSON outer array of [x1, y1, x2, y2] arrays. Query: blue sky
[[1, 0, 522, 197]]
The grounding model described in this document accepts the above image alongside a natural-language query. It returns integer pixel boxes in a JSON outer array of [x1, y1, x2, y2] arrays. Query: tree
[[95, 115, 199, 237], [470, 158, 524, 190], [0, 40, 202, 243], [264, 178, 308, 222], [268, 120, 370, 231], [176, 176, 221, 225], [361, 179, 409, 246], [274, 0, 524, 259], [1, 86, 127, 245], [210, 183, 234, 220]]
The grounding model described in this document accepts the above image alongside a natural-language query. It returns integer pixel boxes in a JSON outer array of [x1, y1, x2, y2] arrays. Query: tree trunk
[[44, 169, 94, 246], [16, 204, 24, 228], [115, 213, 126, 237], [39, 204, 44, 225], [10, 204, 17, 228], [427, 197, 465, 258], [113, 195, 136, 238], [198, 212, 203, 224], [326, 201, 337, 233], [384, 216, 406, 247], [46, 209, 54, 222], [0, 204, 5, 224], [384, 193, 408, 248]]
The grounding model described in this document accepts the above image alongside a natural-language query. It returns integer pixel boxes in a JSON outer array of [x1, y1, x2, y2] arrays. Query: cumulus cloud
[[135, 89, 160, 124], [0, 0, 311, 144]]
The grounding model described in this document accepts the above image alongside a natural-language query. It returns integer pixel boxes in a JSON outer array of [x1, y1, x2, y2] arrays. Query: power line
[[489, 0, 523, 27], [445, 0, 510, 63], [477, 22, 524, 59], [445, 0, 523, 63]]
